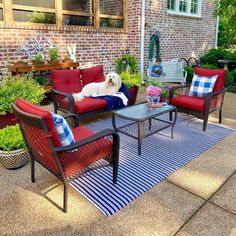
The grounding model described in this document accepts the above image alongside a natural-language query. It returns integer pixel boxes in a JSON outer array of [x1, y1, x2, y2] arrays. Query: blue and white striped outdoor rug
[[70, 114, 233, 216]]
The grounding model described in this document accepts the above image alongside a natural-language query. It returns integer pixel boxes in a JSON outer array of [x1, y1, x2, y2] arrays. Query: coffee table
[[112, 103, 177, 155]]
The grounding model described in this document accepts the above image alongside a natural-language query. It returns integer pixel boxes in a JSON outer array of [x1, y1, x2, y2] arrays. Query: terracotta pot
[[128, 86, 139, 105], [160, 96, 169, 103], [62, 60, 73, 64], [0, 113, 17, 129], [0, 149, 30, 169], [47, 60, 60, 64]]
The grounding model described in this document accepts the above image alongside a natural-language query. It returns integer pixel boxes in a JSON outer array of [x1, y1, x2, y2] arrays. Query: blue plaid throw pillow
[[189, 74, 218, 98], [50, 112, 75, 146]]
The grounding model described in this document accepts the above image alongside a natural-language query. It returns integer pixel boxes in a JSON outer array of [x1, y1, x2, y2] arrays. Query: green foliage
[[34, 75, 47, 86], [226, 68, 236, 86], [31, 54, 45, 64], [29, 11, 55, 24], [120, 70, 143, 88], [200, 64, 219, 69], [48, 48, 59, 61], [184, 66, 194, 83], [147, 78, 163, 87], [64, 54, 71, 61], [15, 60, 28, 64], [0, 124, 26, 152], [100, 18, 114, 27], [215, 0, 236, 48], [116, 54, 139, 74], [0, 73, 45, 115]]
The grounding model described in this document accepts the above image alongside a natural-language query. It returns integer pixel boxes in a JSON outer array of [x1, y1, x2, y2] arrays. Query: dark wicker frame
[[51, 88, 107, 121], [12, 103, 120, 213], [169, 84, 226, 131]]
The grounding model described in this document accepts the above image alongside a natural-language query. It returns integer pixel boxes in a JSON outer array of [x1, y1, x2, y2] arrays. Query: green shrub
[[35, 75, 47, 85], [116, 54, 139, 74], [0, 124, 26, 152], [184, 66, 194, 83], [200, 64, 219, 69], [0, 73, 45, 115], [120, 70, 143, 88], [48, 48, 59, 61], [29, 11, 55, 24]]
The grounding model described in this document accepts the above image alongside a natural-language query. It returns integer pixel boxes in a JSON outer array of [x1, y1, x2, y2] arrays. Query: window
[[167, 0, 201, 16], [0, 0, 127, 30]]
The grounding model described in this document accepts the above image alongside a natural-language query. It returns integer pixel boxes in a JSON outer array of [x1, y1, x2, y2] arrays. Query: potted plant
[[14, 60, 28, 67], [62, 54, 73, 63], [120, 70, 143, 105], [0, 124, 29, 169], [0, 73, 45, 128], [31, 54, 45, 64], [48, 48, 59, 64]]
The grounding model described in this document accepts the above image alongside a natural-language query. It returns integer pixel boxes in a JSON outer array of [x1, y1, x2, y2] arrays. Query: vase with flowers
[[146, 85, 162, 108]]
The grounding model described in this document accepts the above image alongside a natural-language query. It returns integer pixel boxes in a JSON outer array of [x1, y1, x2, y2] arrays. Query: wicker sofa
[[51, 65, 118, 120]]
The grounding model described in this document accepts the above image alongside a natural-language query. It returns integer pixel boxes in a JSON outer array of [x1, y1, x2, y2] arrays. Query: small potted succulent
[[48, 48, 59, 64], [31, 54, 45, 64], [62, 54, 73, 63], [0, 124, 29, 169], [14, 60, 28, 67]]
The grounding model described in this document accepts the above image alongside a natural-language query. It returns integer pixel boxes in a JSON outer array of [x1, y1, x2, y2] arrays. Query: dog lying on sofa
[[51, 65, 129, 121]]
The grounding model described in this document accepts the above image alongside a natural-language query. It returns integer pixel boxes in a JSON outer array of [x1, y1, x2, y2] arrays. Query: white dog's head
[[105, 72, 122, 90]]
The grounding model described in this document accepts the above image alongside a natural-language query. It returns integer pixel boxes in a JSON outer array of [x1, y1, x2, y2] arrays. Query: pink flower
[[146, 85, 162, 96]]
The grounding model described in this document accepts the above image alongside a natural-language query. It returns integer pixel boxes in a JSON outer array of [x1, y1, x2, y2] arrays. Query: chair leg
[[203, 115, 209, 131], [219, 109, 222, 123], [63, 183, 68, 213], [31, 158, 35, 183], [169, 111, 173, 122], [113, 156, 118, 184]]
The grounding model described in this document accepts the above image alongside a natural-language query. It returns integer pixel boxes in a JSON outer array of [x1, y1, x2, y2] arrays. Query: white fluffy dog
[[73, 72, 122, 101]]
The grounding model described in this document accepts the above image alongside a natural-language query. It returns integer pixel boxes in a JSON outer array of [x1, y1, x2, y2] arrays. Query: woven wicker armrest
[[55, 128, 120, 153], [204, 88, 226, 111], [51, 88, 75, 114], [63, 113, 80, 128]]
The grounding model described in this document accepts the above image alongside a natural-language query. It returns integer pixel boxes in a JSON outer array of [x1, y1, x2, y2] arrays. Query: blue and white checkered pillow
[[189, 74, 218, 98], [51, 112, 75, 146]]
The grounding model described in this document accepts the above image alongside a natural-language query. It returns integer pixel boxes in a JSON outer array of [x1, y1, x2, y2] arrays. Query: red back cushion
[[51, 69, 82, 93], [80, 65, 105, 86], [15, 98, 61, 147], [195, 67, 226, 92]]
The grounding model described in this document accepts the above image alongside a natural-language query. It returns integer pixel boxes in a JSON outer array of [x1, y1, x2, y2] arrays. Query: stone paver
[[211, 172, 236, 215], [176, 203, 236, 236]]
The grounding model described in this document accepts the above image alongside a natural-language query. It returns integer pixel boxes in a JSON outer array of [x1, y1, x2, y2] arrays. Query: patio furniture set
[[11, 66, 227, 212]]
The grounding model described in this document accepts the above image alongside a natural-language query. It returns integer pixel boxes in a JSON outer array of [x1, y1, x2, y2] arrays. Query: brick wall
[[144, 0, 217, 65], [0, 0, 141, 75]]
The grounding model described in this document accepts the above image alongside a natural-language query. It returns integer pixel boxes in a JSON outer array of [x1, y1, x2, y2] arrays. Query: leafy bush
[[116, 54, 139, 74], [29, 11, 55, 24], [31, 54, 45, 64], [0, 124, 26, 152], [200, 64, 219, 69], [184, 66, 194, 83], [0, 73, 45, 115], [48, 48, 59, 61], [35, 75, 47, 85], [120, 70, 143, 88]]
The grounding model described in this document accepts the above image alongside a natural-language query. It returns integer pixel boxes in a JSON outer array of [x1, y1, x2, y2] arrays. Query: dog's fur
[[73, 72, 122, 101]]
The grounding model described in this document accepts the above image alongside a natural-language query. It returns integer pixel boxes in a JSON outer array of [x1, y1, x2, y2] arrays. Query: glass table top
[[114, 103, 176, 121]]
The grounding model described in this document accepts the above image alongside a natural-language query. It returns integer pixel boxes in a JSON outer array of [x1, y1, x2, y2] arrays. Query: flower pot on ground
[[120, 70, 143, 105], [0, 124, 29, 169], [0, 73, 45, 128]]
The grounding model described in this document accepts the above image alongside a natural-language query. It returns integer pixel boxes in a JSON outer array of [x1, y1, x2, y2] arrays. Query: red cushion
[[75, 97, 107, 113], [15, 98, 61, 147], [171, 95, 205, 112], [195, 67, 226, 92], [51, 69, 82, 93], [80, 65, 105, 86], [60, 126, 113, 178], [72, 125, 95, 142]]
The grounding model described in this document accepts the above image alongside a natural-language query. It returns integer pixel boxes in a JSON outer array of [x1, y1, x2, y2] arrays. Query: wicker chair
[[12, 98, 120, 213], [169, 67, 227, 131]]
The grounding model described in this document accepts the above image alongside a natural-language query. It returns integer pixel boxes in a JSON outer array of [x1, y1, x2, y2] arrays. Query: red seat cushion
[[75, 97, 107, 113], [15, 98, 61, 147], [80, 65, 105, 86], [52, 69, 82, 93], [171, 95, 205, 112], [195, 67, 226, 92], [61, 125, 113, 178]]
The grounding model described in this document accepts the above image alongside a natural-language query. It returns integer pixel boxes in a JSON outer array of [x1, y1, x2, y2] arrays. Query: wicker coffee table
[[112, 103, 177, 155]]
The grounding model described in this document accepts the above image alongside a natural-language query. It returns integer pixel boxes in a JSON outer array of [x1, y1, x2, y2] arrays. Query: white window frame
[[167, 0, 202, 17]]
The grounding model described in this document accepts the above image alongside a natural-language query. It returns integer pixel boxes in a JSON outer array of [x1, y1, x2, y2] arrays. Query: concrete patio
[[0, 90, 235, 236]]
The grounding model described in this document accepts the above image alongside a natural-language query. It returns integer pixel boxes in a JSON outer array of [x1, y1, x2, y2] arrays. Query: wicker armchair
[[169, 67, 227, 131], [12, 98, 120, 213]]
